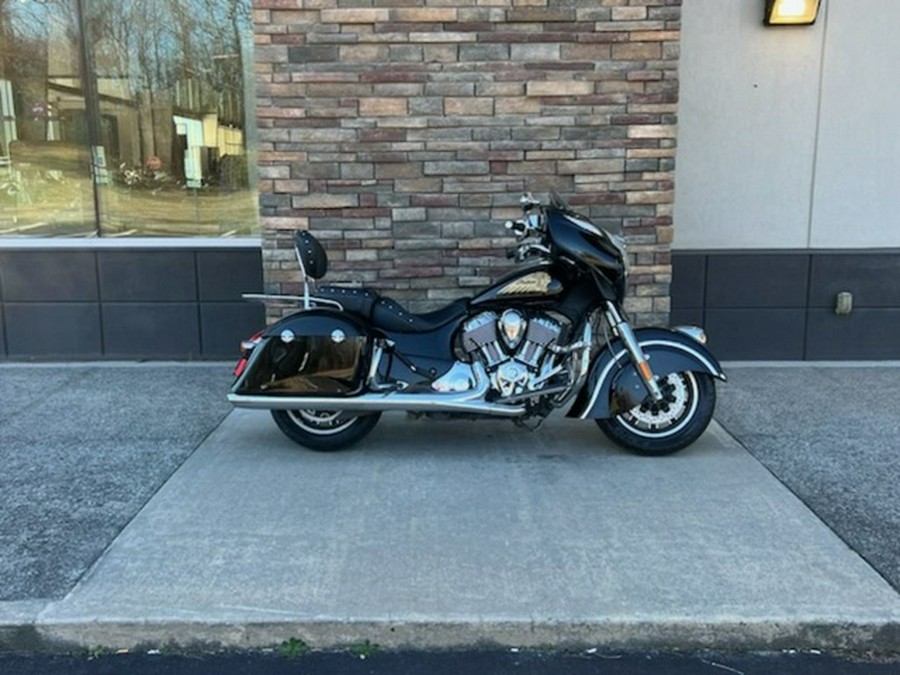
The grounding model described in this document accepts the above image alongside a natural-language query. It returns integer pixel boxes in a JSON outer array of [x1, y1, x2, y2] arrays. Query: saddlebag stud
[[331, 329, 346, 344], [280, 329, 295, 344]]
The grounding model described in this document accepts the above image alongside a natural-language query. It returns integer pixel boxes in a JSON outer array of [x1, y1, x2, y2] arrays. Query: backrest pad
[[295, 230, 328, 280]]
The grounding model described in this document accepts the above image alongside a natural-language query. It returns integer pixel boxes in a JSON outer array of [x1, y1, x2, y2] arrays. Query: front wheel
[[596, 371, 716, 456], [271, 409, 381, 452]]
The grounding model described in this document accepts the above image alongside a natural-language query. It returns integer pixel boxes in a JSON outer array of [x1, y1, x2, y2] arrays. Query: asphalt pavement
[[0, 364, 232, 603], [0, 361, 898, 656], [3, 648, 900, 675], [715, 364, 900, 591]]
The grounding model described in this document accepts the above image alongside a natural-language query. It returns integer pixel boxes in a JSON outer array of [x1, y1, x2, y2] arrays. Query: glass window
[[0, 0, 257, 238], [0, 0, 96, 236]]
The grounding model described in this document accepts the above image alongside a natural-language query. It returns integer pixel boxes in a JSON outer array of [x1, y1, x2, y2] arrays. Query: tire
[[595, 371, 716, 456], [271, 409, 381, 452]]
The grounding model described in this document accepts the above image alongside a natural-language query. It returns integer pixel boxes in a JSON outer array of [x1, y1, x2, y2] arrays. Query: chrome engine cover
[[461, 310, 565, 399], [498, 309, 527, 350]]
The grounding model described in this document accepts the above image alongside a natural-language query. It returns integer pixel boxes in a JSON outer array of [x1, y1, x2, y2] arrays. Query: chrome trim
[[548, 339, 590, 355], [614, 371, 699, 439], [242, 293, 302, 302], [229, 362, 526, 417], [514, 243, 552, 261], [606, 303, 663, 401], [574, 322, 593, 383], [564, 214, 604, 238], [578, 339, 722, 420], [499, 385, 569, 404], [294, 242, 311, 310], [673, 325, 708, 345], [580, 347, 627, 420], [431, 361, 478, 393], [311, 297, 344, 310], [241, 293, 344, 311], [366, 341, 385, 387]]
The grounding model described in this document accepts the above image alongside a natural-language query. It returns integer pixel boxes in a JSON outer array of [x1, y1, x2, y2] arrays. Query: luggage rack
[[241, 293, 344, 311]]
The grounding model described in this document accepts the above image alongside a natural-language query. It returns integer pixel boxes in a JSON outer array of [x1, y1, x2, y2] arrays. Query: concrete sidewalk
[[1, 364, 900, 653]]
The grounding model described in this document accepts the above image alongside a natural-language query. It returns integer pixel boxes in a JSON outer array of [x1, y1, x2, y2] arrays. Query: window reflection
[[0, 0, 257, 237], [0, 0, 95, 236]]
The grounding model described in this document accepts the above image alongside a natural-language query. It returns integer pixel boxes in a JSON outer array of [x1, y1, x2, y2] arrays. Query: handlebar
[[504, 193, 550, 262], [504, 219, 529, 237], [504, 213, 543, 238], [507, 242, 552, 263]]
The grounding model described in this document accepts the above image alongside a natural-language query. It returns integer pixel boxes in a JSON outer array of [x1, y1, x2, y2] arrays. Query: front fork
[[604, 302, 664, 401]]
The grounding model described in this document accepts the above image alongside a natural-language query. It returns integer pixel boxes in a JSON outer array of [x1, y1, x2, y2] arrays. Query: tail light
[[233, 330, 264, 377]]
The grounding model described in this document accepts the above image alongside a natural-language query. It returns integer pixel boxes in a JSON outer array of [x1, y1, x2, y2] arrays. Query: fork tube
[[605, 302, 663, 401]]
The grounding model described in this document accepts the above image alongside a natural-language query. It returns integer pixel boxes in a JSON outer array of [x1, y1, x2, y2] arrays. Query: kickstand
[[514, 416, 545, 432]]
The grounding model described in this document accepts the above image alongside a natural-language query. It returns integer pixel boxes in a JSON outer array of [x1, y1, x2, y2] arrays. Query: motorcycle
[[229, 192, 725, 456]]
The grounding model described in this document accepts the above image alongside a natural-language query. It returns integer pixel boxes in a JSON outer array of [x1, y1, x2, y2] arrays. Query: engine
[[459, 310, 568, 400]]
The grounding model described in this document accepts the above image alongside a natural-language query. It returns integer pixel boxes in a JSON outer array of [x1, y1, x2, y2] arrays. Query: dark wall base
[[672, 250, 900, 360], [0, 247, 265, 361], [4, 247, 895, 361]]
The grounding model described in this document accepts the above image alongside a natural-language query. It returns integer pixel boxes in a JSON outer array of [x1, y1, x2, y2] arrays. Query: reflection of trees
[[0, 0, 56, 85], [1, 0, 249, 164], [86, 0, 249, 124]]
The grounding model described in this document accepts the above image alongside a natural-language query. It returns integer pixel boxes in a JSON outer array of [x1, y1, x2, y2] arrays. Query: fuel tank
[[470, 263, 565, 308]]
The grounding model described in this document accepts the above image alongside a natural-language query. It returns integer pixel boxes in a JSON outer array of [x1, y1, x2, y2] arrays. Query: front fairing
[[546, 210, 625, 279]]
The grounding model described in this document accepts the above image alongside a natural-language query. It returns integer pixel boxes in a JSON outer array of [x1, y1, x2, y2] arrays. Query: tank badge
[[331, 329, 346, 344], [280, 329, 295, 344], [498, 272, 554, 296]]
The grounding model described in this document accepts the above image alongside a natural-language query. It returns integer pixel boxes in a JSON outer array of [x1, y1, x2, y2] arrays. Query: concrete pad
[[37, 411, 900, 651]]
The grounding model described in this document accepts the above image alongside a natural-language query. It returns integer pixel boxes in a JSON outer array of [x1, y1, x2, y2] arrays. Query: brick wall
[[253, 0, 681, 325]]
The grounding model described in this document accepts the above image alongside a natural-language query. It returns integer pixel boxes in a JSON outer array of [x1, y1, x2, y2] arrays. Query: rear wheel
[[271, 409, 381, 451], [596, 371, 715, 456]]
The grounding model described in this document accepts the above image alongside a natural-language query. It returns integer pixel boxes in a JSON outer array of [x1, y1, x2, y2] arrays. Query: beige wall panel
[[674, 0, 824, 249], [810, 0, 900, 248]]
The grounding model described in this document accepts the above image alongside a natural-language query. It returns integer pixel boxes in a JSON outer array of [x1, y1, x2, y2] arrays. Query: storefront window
[[0, 0, 96, 236], [0, 0, 257, 237]]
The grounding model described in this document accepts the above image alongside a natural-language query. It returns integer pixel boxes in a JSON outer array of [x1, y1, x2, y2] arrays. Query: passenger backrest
[[295, 230, 328, 280]]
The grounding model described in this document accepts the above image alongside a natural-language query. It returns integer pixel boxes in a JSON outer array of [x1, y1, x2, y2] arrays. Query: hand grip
[[504, 219, 528, 237]]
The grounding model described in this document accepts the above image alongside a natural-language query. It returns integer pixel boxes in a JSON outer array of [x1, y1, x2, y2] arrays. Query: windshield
[[548, 190, 572, 212]]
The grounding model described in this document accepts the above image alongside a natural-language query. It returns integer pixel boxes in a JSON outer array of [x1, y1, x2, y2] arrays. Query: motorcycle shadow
[[258, 410, 716, 460]]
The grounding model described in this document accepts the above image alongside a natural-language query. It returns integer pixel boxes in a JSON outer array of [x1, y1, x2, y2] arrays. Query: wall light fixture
[[764, 0, 821, 25]]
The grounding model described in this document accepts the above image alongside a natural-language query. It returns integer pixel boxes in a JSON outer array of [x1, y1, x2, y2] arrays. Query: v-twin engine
[[459, 310, 567, 400]]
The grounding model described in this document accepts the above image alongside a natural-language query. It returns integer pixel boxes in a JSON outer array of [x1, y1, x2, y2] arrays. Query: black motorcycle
[[230, 192, 725, 456]]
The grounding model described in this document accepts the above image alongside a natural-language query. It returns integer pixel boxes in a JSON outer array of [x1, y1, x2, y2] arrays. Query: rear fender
[[568, 327, 726, 420]]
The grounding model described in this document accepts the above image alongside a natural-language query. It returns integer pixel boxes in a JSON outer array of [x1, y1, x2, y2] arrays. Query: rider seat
[[295, 231, 468, 334]]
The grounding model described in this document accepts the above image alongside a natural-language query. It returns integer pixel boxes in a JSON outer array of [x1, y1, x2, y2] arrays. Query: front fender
[[567, 327, 726, 420]]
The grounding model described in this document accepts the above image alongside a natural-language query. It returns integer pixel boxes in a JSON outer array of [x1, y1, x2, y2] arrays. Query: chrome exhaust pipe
[[228, 362, 526, 417], [227, 392, 525, 416]]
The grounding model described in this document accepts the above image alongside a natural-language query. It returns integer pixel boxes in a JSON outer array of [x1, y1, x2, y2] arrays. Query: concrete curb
[[2, 617, 897, 654]]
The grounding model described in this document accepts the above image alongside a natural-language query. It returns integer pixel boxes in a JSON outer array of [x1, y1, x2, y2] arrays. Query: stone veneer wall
[[253, 0, 681, 325]]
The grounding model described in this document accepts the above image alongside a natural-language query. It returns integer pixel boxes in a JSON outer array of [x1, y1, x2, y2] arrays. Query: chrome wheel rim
[[287, 409, 360, 436], [615, 372, 699, 439]]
